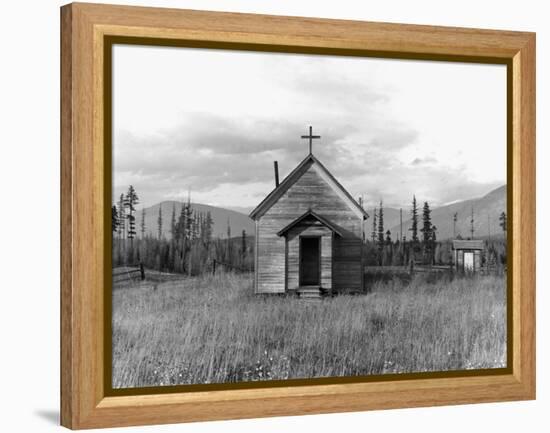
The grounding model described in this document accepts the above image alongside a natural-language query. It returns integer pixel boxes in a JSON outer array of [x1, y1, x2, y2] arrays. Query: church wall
[[256, 162, 363, 294]]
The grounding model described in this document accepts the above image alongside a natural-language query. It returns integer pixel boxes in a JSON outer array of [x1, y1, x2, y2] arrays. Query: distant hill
[[389, 185, 506, 241], [137, 185, 506, 242], [362, 206, 402, 238], [139, 201, 255, 239]]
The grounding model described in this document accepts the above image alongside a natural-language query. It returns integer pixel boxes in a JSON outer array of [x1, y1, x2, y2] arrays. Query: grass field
[[112, 272, 506, 388]]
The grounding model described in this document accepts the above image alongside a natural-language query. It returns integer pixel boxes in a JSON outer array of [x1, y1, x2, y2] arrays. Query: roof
[[276, 209, 345, 237], [249, 153, 369, 220], [452, 239, 485, 250]]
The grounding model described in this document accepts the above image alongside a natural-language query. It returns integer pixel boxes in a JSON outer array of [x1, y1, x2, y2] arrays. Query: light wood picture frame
[[60, 2, 535, 429]]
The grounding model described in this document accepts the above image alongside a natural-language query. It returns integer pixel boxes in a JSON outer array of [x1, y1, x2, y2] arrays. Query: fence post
[[139, 263, 145, 280]]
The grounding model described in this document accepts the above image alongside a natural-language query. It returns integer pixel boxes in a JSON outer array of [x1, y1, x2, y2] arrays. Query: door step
[[297, 286, 323, 300]]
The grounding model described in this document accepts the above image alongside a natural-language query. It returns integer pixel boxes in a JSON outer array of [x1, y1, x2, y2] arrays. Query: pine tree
[[157, 204, 163, 240], [184, 195, 193, 242], [409, 195, 419, 243], [125, 185, 139, 243], [204, 211, 213, 244], [140, 208, 146, 239], [226, 218, 232, 262], [453, 212, 458, 238], [168, 203, 177, 270], [385, 230, 392, 244], [420, 201, 432, 245], [112, 205, 119, 233], [420, 201, 433, 263], [499, 211, 507, 232], [470, 206, 475, 239], [371, 208, 377, 243], [117, 193, 126, 239], [170, 203, 176, 238], [377, 200, 384, 249]]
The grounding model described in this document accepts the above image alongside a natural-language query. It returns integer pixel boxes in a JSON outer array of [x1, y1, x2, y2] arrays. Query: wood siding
[[256, 163, 363, 293], [286, 221, 333, 291]]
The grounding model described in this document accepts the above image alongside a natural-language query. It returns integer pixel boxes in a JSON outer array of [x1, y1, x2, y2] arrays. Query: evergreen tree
[[431, 225, 438, 264], [170, 203, 176, 238], [168, 203, 177, 270], [499, 211, 507, 232], [203, 211, 213, 245], [140, 208, 146, 239], [117, 193, 126, 239], [184, 196, 193, 242], [410, 195, 419, 243], [371, 208, 377, 243], [453, 212, 458, 238], [377, 200, 385, 249], [125, 185, 139, 243], [385, 230, 392, 244], [470, 206, 475, 239], [175, 205, 185, 240], [420, 201, 432, 245], [420, 201, 433, 262], [157, 204, 163, 240], [112, 205, 119, 233]]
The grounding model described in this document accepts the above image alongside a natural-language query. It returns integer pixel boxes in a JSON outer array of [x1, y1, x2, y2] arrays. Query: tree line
[[112, 185, 253, 275], [365, 195, 507, 267]]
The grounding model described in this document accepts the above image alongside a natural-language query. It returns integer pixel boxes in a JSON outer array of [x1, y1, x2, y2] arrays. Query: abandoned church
[[249, 127, 369, 298]]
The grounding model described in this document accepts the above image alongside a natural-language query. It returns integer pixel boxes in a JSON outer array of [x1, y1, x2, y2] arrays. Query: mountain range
[[139, 201, 255, 239], [387, 185, 506, 241], [138, 185, 505, 241]]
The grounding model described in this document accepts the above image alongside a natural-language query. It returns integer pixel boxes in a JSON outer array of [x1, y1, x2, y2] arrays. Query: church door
[[300, 236, 320, 286]]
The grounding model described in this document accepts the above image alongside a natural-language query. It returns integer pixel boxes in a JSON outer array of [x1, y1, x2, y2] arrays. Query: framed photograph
[[60, 3, 535, 429]]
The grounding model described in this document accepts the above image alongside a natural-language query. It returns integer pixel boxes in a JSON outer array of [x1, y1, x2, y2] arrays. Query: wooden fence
[[364, 263, 452, 275], [112, 263, 145, 283], [364, 263, 504, 276]]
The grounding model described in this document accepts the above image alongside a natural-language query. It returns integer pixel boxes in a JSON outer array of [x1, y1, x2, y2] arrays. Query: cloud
[[112, 49, 504, 210], [411, 156, 437, 166], [353, 160, 502, 209], [113, 107, 419, 194], [284, 67, 388, 112]]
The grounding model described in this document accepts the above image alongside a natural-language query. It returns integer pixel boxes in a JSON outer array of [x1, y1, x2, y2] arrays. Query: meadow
[[112, 271, 506, 388]]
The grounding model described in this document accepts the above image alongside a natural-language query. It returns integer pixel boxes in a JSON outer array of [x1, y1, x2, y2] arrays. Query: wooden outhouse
[[452, 239, 484, 273], [249, 152, 368, 296]]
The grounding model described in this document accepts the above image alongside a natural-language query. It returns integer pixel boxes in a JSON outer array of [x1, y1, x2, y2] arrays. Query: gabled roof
[[452, 239, 485, 250], [249, 153, 369, 220], [276, 209, 345, 237]]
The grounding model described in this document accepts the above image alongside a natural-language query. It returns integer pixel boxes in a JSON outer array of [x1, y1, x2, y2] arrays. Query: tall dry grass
[[112, 272, 506, 388]]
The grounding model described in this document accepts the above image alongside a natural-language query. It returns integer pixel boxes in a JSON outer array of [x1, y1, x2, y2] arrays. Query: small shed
[[452, 239, 484, 273], [249, 152, 368, 296]]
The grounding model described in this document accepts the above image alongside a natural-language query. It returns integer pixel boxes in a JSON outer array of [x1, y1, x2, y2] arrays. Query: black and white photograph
[[111, 45, 507, 389]]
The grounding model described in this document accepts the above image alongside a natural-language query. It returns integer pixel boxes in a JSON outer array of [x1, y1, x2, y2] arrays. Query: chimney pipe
[[273, 161, 280, 187]]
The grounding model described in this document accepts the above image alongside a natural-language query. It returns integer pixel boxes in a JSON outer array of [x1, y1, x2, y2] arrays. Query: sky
[[112, 44, 506, 212]]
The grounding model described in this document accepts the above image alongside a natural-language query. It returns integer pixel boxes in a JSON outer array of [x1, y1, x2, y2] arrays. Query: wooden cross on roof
[[301, 125, 321, 155]]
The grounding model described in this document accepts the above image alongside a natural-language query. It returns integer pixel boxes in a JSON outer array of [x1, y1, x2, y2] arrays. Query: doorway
[[300, 237, 320, 286], [464, 251, 474, 271]]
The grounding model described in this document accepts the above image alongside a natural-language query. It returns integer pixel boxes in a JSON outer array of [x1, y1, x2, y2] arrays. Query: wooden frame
[[60, 2, 535, 429]]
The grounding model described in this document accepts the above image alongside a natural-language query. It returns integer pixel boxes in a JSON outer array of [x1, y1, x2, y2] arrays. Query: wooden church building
[[249, 127, 368, 297]]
